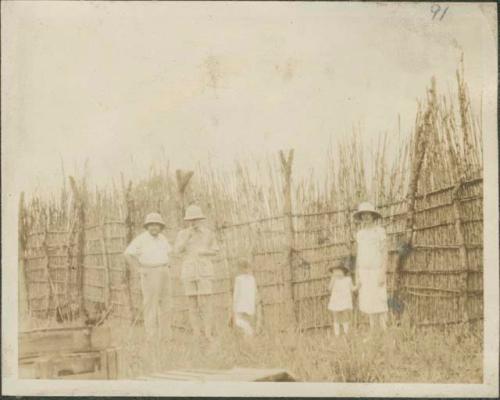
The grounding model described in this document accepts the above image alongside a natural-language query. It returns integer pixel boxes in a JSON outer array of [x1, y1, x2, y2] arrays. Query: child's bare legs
[[342, 310, 352, 335], [235, 313, 254, 336], [199, 295, 214, 340], [333, 322, 341, 337], [368, 314, 376, 333], [332, 311, 341, 337], [187, 296, 202, 336]]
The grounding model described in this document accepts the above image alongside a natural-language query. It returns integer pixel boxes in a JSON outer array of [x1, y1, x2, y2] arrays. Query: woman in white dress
[[353, 202, 389, 333]]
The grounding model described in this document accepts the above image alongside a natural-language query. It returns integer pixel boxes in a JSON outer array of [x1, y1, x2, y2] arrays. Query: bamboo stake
[[69, 176, 86, 318], [279, 149, 297, 327], [451, 178, 470, 324], [18, 192, 31, 317], [394, 80, 434, 299], [100, 223, 112, 309], [123, 181, 136, 321], [176, 169, 194, 225]]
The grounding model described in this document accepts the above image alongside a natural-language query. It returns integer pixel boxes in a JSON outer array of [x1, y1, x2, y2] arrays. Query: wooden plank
[[57, 370, 104, 380], [232, 368, 296, 382], [139, 368, 297, 382], [151, 370, 211, 379], [19, 328, 92, 356]]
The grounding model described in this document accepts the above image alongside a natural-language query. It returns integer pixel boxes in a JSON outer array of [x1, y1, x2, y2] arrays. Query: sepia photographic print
[[1, 1, 498, 397]]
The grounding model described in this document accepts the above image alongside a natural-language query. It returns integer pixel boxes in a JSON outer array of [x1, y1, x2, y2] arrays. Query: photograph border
[[1, 1, 498, 397]]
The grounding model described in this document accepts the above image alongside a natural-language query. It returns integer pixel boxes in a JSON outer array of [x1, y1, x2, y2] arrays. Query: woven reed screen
[[21, 177, 483, 330]]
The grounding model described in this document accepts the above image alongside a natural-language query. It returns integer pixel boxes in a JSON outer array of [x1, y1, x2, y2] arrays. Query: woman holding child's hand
[[353, 202, 389, 337]]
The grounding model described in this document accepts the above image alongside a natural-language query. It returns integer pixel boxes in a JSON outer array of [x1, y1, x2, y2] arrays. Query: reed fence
[[18, 67, 483, 332]]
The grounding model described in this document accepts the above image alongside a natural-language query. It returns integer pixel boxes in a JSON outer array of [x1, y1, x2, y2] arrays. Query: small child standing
[[328, 260, 357, 337], [232, 258, 261, 337]]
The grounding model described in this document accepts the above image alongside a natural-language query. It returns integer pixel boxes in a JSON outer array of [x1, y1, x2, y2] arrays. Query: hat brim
[[353, 210, 382, 220], [143, 222, 166, 228], [184, 216, 206, 221]]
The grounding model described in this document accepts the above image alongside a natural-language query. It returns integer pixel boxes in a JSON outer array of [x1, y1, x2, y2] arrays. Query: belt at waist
[[138, 263, 170, 269]]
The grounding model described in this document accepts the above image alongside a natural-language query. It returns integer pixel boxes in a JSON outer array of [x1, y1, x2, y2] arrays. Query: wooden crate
[[136, 367, 297, 382], [19, 348, 118, 379], [19, 326, 117, 379], [19, 326, 92, 357]]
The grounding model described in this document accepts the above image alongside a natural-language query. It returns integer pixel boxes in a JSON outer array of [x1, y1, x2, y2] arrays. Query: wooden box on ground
[[19, 326, 117, 379], [136, 367, 297, 382]]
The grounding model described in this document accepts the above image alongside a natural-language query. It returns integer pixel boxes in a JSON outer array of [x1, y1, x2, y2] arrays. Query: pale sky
[[2, 1, 497, 196]]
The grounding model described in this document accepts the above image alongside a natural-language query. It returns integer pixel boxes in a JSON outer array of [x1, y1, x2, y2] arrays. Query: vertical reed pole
[[176, 170, 194, 226], [42, 212, 54, 321], [124, 181, 136, 320], [18, 192, 30, 316], [451, 178, 469, 324], [100, 223, 111, 309], [279, 149, 297, 327], [69, 176, 86, 318], [394, 80, 434, 303], [345, 208, 358, 327]]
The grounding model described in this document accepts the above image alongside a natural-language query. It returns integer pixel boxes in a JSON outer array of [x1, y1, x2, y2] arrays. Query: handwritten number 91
[[431, 4, 449, 21]]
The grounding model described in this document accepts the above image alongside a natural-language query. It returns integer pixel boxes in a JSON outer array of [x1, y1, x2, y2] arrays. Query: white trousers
[[234, 312, 255, 336], [139, 266, 171, 340]]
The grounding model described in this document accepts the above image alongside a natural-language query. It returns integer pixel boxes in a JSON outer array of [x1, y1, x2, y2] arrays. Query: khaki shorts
[[183, 278, 213, 296]]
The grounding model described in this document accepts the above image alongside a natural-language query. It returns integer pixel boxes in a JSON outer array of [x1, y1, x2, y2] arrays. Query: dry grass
[[112, 322, 482, 383]]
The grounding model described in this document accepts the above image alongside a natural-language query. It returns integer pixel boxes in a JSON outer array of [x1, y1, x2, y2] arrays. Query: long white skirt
[[358, 268, 388, 314]]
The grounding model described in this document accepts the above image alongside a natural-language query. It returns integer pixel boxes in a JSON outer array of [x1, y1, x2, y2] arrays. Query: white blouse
[[233, 274, 257, 315], [356, 226, 388, 270], [124, 231, 171, 267]]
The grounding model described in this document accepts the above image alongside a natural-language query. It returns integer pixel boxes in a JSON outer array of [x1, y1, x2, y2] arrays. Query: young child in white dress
[[353, 202, 389, 335], [328, 260, 357, 337], [232, 258, 261, 337]]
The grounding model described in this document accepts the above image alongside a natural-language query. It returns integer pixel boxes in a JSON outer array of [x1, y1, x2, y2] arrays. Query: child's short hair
[[237, 257, 253, 271], [328, 259, 350, 275]]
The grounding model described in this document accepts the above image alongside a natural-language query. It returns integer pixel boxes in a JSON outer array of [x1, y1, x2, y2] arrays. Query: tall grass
[[113, 322, 482, 383]]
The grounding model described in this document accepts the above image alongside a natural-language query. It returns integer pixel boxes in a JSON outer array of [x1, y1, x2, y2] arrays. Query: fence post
[[176, 169, 194, 225], [279, 149, 297, 327], [451, 179, 469, 324], [41, 213, 54, 320], [394, 88, 433, 304], [18, 192, 30, 317], [175, 170, 194, 329], [69, 177, 86, 319], [100, 223, 111, 310], [124, 181, 136, 320]]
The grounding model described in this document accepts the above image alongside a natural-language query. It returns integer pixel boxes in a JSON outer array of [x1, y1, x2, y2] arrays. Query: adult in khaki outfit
[[174, 205, 219, 339], [124, 212, 172, 343]]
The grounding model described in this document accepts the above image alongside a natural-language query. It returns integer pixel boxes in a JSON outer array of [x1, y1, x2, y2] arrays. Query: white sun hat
[[143, 212, 166, 228], [184, 205, 206, 221], [353, 202, 382, 220]]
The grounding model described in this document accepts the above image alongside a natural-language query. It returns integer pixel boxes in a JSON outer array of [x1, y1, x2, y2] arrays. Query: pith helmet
[[143, 212, 166, 228], [184, 204, 206, 221], [353, 201, 382, 220]]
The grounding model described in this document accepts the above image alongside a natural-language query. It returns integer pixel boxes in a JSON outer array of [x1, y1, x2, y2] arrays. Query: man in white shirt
[[124, 212, 172, 343]]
